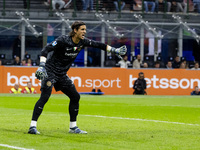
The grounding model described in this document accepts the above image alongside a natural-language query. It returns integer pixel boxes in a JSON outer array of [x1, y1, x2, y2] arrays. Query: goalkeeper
[[28, 21, 127, 134]]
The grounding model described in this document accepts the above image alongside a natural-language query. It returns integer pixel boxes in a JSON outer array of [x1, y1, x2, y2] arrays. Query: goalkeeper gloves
[[35, 62, 48, 80], [110, 45, 127, 59]]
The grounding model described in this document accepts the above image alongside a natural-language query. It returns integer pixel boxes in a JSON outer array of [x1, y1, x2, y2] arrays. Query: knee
[[70, 93, 80, 104], [38, 93, 51, 105], [75, 93, 80, 103], [43, 93, 51, 100]]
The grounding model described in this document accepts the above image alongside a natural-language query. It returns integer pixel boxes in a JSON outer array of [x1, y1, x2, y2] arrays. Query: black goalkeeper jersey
[[41, 35, 107, 76]]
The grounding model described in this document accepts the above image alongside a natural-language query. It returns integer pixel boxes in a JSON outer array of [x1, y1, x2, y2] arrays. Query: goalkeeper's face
[[75, 25, 86, 40], [139, 74, 144, 79]]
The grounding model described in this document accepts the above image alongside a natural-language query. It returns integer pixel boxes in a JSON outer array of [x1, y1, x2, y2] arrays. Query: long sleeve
[[143, 80, 147, 89], [83, 38, 107, 51], [133, 80, 138, 89]]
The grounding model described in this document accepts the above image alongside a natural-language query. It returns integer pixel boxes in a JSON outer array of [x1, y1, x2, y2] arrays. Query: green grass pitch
[[0, 94, 200, 150]]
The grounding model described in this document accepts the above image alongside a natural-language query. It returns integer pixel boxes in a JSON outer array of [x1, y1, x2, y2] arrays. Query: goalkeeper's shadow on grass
[[0, 127, 25, 134], [0, 127, 63, 139]]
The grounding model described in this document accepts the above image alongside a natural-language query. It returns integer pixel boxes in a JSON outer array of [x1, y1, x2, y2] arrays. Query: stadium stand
[[0, 0, 200, 68], [0, 0, 47, 10]]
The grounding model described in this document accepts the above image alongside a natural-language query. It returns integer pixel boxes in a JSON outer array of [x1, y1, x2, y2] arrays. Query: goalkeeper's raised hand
[[35, 62, 48, 80]]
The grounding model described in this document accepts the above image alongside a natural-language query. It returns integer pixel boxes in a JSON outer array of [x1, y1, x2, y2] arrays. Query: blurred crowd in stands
[[116, 55, 200, 69], [40, 0, 200, 14], [1, 53, 198, 70], [0, 34, 199, 69]]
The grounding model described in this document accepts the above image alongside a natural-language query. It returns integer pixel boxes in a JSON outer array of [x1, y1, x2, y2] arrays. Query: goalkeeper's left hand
[[35, 62, 48, 80], [110, 45, 127, 59]]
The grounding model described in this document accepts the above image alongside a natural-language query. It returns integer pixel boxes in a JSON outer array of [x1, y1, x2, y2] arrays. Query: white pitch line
[[0, 144, 35, 150], [82, 115, 200, 126]]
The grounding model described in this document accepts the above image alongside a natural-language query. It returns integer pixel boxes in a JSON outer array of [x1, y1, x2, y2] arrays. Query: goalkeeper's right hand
[[35, 62, 48, 80]]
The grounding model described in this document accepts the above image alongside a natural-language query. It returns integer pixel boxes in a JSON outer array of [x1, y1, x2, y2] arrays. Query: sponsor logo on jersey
[[52, 41, 57, 46], [65, 53, 78, 58]]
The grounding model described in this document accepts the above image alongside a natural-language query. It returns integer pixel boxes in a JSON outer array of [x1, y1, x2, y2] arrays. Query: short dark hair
[[69, 21, 86, 37], [138, 72, 144, 76], [155, 61, 160, 65], [123, 55, 128, 58]]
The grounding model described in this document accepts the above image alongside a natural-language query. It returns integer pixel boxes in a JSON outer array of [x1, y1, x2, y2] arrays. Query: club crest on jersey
[[73, 46, 83, 51], [46, 81, 52, 87], [52, 41, 57, 46]]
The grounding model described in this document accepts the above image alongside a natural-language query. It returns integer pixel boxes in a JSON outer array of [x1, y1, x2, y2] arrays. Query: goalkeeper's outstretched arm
[[83, 38, 127, 59]]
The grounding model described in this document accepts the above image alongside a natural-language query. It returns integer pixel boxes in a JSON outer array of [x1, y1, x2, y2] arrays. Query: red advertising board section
[[0, 66, 200, 95]]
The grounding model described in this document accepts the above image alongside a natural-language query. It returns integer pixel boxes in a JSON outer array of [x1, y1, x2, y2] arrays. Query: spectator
[[191, 62, 200, 70], [21, 59, 26, 66], [82, 0, 86, 11], [166, 61, 173, 69], [0, 60, 2, 66], [113, 0, 126, 12], [144, 0, 156, 13], [124, 0, 141, 11], [143, 62, 148, 68], [179, 61, 186, 69], [191, 86, 200, 95], [10, 83, 22, 94], [83, 0, 94, 11], [14, 56, 21, 65], [182, 60, 189, 69], [166, 0, 173, 12], [74, 0, 84, 10], [12, 35, 21, 59], [172, 56, 180, 68], [26, 58, 32, 66], [52, 0, 65, 10], [118, 55, 130, 68], [154, 61, 160, 68], [155, 0, 159, 13], [133, 72, 147, 95], [23, 0, 27, 9], [102, 0, 114, 11], [193, 0, 200, 13], [155, 0, 172, 13], [22, 82, 37, 94], [176, 0, 187, 13], [44, 0, 50, 6], [133, 54, 142, 69]]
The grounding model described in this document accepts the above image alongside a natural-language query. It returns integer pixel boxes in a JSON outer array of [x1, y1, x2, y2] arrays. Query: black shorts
[[41, 71, 73, 92]]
